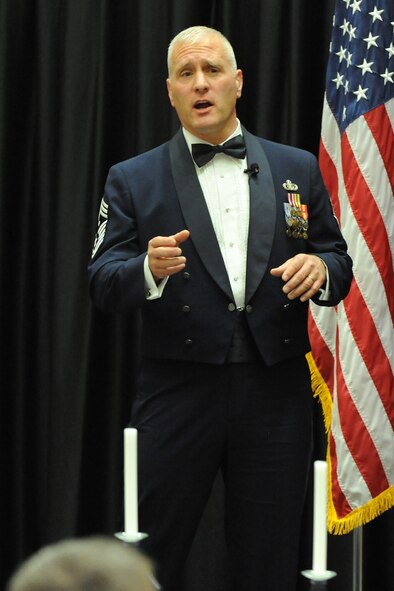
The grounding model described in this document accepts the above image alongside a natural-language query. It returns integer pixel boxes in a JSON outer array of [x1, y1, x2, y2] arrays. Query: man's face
[[166, 35, 243, 144]]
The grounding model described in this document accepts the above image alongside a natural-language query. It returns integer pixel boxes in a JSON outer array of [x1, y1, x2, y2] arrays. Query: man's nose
[[194, 71, 208, 91]]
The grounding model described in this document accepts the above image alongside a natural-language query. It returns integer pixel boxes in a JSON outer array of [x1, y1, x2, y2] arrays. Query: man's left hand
[[270, 254, 326, 302]]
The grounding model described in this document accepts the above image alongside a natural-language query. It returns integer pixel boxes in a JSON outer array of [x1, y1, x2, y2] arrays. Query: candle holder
[[301, 568, 337, 589], [114, 531, 149, 544]]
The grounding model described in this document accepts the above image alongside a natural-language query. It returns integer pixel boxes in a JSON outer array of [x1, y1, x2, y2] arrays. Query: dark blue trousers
[[130, 356, 313, 591]]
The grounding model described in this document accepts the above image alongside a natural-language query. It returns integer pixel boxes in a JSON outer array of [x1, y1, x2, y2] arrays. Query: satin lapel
[[169, 129, 233, 300], [242, 127, 276, 303]]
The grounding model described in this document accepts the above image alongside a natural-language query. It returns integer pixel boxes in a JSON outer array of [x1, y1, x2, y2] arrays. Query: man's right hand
[[147, 229, 190, 282]]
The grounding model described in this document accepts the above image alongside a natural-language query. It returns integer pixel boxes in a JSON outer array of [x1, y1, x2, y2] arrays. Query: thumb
[[172, 229, 190, 245], [270, 265, 285, 277]]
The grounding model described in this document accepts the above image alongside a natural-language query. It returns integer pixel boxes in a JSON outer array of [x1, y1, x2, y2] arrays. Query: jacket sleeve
[[88, 163, 148, 314]]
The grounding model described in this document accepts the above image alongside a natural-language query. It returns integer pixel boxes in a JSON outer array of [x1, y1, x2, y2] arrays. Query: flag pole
[[352, 526, 363, 591]]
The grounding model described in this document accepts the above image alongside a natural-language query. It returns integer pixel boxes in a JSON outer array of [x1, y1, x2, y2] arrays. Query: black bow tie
[[191, 135, 246, 167]]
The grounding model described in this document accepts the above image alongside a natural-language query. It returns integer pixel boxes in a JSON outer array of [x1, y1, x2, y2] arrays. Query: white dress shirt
[[183, 121, 249, 308]]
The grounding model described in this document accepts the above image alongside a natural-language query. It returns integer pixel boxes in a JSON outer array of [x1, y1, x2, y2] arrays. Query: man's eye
[[180, 71, 192, 77]]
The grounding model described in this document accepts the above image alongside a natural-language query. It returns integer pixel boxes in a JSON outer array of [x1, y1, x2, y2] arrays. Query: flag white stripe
[[320, 99, 354, 239], [331, 368, 373, 509], [346, 115, 394, 264], [338, 305, 394, 485], [322, 99, 393, 371], [310, 304, 337, 356], [385, 97, 394, 135]]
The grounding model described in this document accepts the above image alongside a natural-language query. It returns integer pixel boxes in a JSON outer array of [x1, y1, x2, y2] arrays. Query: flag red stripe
[[308, 313, 335, 394], [343, 280, 394, 429], [341, 133, 394, 319], [335, 355, 390, 497], [364, 105, 394, 196], [319, 139, 341, 221], [329, 430, 353, 519]]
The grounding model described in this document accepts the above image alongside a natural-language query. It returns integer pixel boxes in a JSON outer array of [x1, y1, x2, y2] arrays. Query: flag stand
[[352, 526, 363, 591]]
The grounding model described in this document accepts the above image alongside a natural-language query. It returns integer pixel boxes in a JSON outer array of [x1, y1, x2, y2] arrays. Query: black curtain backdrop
[[1, 1, 393, 590]]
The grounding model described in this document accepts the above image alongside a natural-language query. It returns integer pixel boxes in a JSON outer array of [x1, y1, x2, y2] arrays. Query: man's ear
[[166, 78, 174, 107], [235, 69, 243, 98]]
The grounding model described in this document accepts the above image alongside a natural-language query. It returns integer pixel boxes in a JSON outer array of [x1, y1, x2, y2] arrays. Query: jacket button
[[185, 338, 193, 346], [283, 303, 290, 309], [182, 305, 191, 313], [183, 272, 191, 280], [245, 305, 253, 313], [284, 338, 292, 345], [228, 303, 236, 312]]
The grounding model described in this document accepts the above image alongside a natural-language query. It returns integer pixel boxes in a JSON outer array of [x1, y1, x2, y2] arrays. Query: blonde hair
[[167, 26, 237, 75], [7, 536, 156, 591]]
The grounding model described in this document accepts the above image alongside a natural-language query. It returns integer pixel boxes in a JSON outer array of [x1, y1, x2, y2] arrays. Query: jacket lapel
[[169, 129, 234, 300], [242, 128, 276, 303], [169, 127, 277, 305]]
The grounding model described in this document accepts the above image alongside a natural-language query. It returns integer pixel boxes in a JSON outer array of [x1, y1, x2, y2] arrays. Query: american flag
[[308, 0, 394, 534]]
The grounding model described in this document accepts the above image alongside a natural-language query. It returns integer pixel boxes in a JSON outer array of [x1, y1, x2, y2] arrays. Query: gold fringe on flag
[[327, 484, 394, 535], [306, 351, 394, 535], [306, 351, 332, 432]]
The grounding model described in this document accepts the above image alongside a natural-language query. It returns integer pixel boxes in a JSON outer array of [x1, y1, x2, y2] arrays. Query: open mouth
[[194, 100, 213, 110]]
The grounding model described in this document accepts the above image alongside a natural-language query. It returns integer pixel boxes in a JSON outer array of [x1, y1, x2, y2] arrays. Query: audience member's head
[[6, 536, 157, 591]]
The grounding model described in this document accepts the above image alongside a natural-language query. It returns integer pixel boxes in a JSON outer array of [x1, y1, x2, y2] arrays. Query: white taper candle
[[124, 428, 139, 534], [312, 460, 328, 572]]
